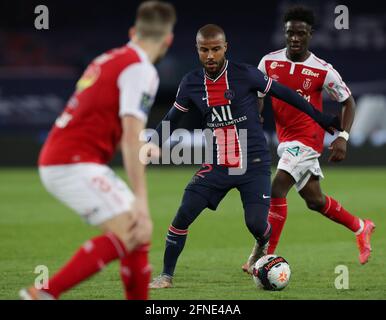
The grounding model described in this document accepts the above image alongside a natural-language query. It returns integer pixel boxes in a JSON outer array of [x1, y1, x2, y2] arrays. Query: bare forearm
[[341, 96, 356, 132], [121, 115, 148, 204], [121, 135, 147, 200], [121, 116, 152, 244]]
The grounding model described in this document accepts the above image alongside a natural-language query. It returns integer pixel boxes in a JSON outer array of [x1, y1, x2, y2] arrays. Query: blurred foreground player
[[19, 1, 176, 300], [242, 6, 375, 274], [149, 24, 342, 288]]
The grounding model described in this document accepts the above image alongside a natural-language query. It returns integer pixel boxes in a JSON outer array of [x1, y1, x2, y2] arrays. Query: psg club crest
[[303, 78, 312, 90], [224, 89, 235, 100]]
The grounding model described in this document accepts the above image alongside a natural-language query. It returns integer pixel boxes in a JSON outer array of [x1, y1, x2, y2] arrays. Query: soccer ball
[[252, 254, 291, 291]]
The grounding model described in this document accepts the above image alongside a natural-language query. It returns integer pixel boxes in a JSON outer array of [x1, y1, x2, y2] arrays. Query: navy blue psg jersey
[[173, 60, 273, 168]]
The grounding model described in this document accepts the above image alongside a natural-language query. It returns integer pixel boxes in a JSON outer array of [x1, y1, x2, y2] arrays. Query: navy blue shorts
[[185, 163, 271, 210]]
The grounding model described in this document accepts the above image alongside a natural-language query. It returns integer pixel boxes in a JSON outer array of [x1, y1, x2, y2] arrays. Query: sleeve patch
[[140, 93, 155, 115]]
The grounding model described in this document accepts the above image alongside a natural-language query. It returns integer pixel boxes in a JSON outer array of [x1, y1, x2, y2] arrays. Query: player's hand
[[122, 213, 139, 252], [133, 214, 153, 246], [139, 142, 161, 164], [131, 197, 153, 245], [146, 142, 161, 158], [328, 137, 347, 162]]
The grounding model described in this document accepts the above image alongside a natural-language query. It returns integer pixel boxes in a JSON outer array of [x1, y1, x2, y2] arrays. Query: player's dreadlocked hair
[[283, 6, 315, 27]]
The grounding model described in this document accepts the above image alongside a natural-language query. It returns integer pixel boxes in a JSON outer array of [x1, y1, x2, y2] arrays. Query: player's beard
[[205, 57, 225, 78]]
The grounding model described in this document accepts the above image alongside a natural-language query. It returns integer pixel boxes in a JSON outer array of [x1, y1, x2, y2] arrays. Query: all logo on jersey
[[303, 78, 312, 90], [212, 105, 233, 122], [224, 89, 235, 100]]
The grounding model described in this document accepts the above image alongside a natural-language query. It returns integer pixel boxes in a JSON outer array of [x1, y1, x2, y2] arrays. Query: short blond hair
[[135, 1, 177, 40]]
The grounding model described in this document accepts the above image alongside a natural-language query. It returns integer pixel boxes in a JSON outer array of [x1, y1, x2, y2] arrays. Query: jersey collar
[[204, 59, 229, 82], [284, 48, 313, 64]]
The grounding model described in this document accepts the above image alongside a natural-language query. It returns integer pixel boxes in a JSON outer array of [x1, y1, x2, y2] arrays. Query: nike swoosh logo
[[262, 194, 271, 199], [202, 96, 208, 100]]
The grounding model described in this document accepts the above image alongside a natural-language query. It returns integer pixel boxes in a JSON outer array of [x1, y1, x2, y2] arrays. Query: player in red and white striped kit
[[242, 6, 375, 273], [19, 1, 176, 300]]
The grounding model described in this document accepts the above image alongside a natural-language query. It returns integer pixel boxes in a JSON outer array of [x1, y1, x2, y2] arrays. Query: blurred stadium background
[[0, 0, 385, 166]]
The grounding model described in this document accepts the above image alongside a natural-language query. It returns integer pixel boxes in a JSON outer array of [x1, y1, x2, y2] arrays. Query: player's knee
[[245, 211, 268, 239], [172, 192, 206, 229], [100, 227, 132, 253], [271, 178, 289, 198], [99, 213, 135, 252], [172, 203, 194, 230], [114, 231, 132, 251], [305, 196, 325, 212]]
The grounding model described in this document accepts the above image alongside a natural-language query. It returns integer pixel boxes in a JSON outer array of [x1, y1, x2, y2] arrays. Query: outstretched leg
[[299, 175, 375, 264], [20, 212, 140, 300], [149, 190, 209, 288]]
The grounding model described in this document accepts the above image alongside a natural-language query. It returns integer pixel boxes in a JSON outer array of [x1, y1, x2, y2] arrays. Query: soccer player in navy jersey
[[149, 24, 342, 288], [242, 7, 375, 274]]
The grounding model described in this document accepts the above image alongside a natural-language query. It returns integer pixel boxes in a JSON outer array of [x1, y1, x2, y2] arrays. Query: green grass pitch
[[0, 167, 385, 300]]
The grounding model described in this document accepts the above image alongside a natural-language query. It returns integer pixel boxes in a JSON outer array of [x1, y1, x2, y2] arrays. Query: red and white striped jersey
[[258, 48, 351, 153], [39, 42, 159, 165]]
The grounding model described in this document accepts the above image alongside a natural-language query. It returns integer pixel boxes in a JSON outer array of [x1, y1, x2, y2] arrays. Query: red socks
[[43, 233, 124, 298], [267, 198, 287, 254], [266, 196, 362, 256], [321, 196, 361, 233], [43, 233, 151, 300], [120, 244, 151, 300]]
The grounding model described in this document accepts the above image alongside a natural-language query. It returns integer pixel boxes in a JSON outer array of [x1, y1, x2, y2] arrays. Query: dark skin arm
[[328, 95, 356, 162]]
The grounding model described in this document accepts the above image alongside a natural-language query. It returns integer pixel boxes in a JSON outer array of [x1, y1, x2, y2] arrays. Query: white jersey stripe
[[173, 102, 189, 112], [203, 76, 209, 107], [224, 70, 231, 105], [263, 77, 273, 94]]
